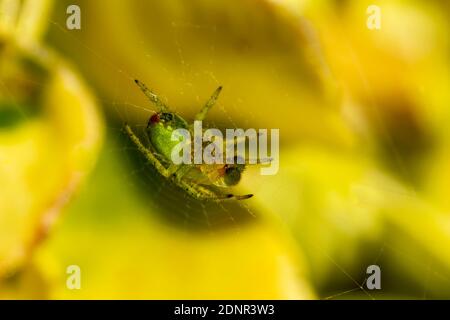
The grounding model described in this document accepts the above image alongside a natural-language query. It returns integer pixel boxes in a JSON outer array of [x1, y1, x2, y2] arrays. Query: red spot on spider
[[148, 113, 160, 126]]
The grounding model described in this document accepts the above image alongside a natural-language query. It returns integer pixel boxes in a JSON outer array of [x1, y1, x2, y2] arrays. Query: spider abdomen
[[147, 112, 189, 162]]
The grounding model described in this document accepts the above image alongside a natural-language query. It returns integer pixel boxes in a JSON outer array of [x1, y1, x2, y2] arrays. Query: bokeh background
[[1, 0, 449, 299]]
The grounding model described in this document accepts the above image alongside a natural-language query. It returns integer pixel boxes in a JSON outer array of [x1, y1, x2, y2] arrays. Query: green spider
[[124, 79, 254, 202]]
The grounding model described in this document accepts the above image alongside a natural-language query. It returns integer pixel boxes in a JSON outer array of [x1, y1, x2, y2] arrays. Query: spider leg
[[242, 157, 273, 165], [226, 193, 254, 201], [194, 86, 222, 121], [175, 178, 253, 202], [167, 164, 192, 180], [134, 79, 169, 112], [123, 124, 170, 178], [224, 153, 273, 165]]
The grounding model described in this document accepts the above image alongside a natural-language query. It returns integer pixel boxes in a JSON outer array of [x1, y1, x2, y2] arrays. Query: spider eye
[[161, 112, 173, 121], [224, 167, 241, 186]]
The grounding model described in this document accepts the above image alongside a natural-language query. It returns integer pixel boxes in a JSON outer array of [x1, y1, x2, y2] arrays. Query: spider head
[[148, 112, 174, 127], [160, 112, 174, 122]]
